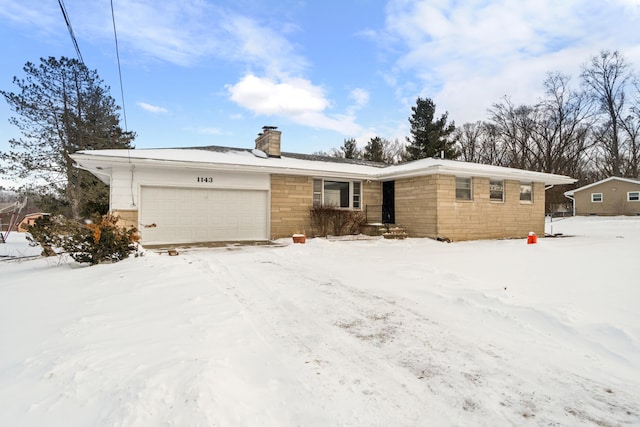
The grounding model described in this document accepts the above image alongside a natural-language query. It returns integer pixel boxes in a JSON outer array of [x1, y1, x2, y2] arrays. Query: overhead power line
[[57, 0, 84, 64], [110, 0, 128, 132]]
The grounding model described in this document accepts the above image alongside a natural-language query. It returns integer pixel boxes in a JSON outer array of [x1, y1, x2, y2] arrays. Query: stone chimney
[[255, 126, 281, 158]]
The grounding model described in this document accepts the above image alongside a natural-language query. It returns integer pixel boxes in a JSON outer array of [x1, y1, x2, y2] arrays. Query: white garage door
[[140, 186, 269, 244]]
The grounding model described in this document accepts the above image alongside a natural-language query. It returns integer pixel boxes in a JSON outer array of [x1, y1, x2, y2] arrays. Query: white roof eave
[[71, 153, 377, 180], [376, 164, 576, 185], [71, 152, 576, 185]]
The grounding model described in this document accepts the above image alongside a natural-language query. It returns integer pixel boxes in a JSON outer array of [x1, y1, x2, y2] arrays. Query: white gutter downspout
[[564, 194, 576, 216], [544, 185, 554, 221]]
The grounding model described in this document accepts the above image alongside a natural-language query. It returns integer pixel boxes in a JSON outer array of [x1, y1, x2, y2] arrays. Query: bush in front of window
[[310, 206, 366, 237]]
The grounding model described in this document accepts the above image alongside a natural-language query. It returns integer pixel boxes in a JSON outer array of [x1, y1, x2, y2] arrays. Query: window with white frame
[[489, 179, 504, 201], [591, 193, 603, 202], [456, 177, 472, 200], [519, 182, 533, 202], [628, 191, 640, 202], [313, 178, 361, 209]]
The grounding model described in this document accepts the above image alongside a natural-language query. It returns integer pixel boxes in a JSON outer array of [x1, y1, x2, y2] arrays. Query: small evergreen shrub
[[310, 206, 366, 237], [27, 213, 140, 265]]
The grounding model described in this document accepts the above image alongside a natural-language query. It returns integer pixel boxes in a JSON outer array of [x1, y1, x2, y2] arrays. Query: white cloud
[[67, 0, 307, 74], [382, 0, 640, 123], [137, 102, 168, 114], [227, 74, 361, 134], [227, 74, 328, 115], [349, 88, 370, 109], [220, 15, 307, 78], [0, 0, 57, 30]]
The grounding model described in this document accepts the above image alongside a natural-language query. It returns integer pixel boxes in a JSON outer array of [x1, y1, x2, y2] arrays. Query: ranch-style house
[[71, 127, 576, 245]]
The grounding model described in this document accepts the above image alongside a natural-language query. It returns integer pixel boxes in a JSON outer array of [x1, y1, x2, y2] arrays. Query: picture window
[[313, 178, 362, 209]]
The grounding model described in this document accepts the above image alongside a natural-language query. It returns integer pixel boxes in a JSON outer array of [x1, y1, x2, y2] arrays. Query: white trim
[[628, 191, 640, 202], [313, 178, 362, 210], [591, 192, 603, 203], [564, 176, 640, 196], [71, 149, 577, 186]]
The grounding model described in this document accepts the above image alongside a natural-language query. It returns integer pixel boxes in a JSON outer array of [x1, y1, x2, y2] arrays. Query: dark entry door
[[382, 181, 395, 224]]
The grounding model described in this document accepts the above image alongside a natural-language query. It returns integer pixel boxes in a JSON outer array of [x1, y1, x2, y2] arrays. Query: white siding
[[109, 165, 269, 211]]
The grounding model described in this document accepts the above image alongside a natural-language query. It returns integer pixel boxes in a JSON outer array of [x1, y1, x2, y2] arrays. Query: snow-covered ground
[[1, 216, 639, 426]]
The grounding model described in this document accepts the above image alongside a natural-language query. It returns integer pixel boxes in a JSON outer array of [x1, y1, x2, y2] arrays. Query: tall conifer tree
[[1, 57, 135, 218], [405, 97, 458, 161]]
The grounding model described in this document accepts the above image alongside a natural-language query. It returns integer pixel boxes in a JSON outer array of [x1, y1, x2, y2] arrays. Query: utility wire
[[110, 0, 134, 207], [57, 0, 84, 64], [110, 0, 128, 132]]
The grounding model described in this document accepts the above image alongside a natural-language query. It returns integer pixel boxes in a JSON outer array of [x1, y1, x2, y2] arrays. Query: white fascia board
[[376, 164, 576, 185], [72, 157, 112, 185], [71, 152, 576, 185], [71, 153, 374, 181]]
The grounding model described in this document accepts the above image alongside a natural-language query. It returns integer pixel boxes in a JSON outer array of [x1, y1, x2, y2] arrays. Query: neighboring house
[[18, 213, 49, 232], [564, 177, 640, 216], [71, 127, 575, 245]]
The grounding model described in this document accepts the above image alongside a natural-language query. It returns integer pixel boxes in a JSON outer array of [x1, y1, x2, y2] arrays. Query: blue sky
[[1, 0, 640, 156]]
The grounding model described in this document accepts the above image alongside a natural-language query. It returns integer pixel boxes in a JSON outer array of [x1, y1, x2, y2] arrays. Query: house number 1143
[[197, 177, 213, 183]]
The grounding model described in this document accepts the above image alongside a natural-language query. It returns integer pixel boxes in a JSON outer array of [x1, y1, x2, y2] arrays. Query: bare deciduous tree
[[581, 50, 632, 177], [531, 72, 594, 178]]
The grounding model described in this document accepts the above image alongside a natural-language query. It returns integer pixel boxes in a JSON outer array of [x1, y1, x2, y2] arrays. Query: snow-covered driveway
[[1, 217, 639, 426]]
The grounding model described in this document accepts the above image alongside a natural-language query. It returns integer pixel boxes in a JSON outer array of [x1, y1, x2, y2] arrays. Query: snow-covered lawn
[[1, 216, 639, 426]]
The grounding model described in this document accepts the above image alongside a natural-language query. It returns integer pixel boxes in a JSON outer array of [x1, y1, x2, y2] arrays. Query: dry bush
[[310, 206, 366, 237]]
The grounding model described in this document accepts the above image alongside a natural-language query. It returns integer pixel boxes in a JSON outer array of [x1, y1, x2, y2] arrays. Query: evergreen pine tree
[[341, 138, 361, 159], [1, 57, 135, 218], [405, 97, 458, 161], [363, 137, 386, 163]]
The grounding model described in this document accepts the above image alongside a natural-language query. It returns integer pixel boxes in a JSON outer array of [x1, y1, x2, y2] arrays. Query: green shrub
[[310, 206, 366, 237], [27, 213, 140, 265]]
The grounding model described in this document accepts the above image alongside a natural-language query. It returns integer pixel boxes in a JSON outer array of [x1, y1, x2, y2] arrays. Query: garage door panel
[[140, 187, 268, 244]]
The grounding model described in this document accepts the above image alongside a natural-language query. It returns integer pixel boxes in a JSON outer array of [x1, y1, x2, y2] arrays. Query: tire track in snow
[[191, 252, 453, 425], [191, 247, 639, 426]]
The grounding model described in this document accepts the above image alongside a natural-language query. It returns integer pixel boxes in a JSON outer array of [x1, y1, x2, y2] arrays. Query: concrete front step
[[383, 226, 408, 240], [362, 223, 408, 239]]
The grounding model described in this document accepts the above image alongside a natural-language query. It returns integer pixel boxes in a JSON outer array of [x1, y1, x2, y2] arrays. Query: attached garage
[[139, 186, 269, 245]]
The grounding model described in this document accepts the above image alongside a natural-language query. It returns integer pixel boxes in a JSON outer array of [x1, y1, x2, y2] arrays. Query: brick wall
[[270, 175, 380, 239], [435, 177, 545, 241], [394, 175, 438, 238], [392, 175, 544, 241], [270, 174, 314, 239], [363, 180, 382, 222]]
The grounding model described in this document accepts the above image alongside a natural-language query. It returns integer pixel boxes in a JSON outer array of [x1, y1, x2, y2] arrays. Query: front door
[[382, 181, 395, 224]]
